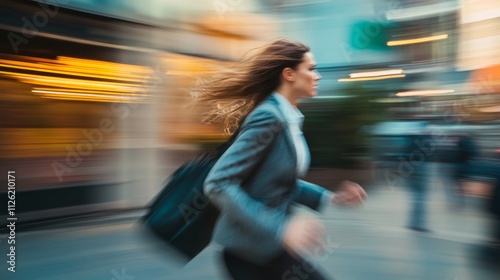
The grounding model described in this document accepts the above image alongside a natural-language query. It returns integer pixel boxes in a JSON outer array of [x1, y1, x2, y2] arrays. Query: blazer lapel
[[267, 95, 298, 173]]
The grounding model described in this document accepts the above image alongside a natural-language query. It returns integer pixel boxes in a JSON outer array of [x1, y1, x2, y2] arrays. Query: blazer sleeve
[[293, 179, 329, 211], [204, 109, 289, 243]]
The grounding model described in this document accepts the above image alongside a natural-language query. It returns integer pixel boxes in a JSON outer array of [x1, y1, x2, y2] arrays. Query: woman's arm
[[293, 180, 332, 211], [204, 109, 289, 242], [294, 180, 367, 210]]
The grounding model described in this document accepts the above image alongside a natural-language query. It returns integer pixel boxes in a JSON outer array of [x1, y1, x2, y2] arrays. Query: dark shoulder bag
[[141, 132, 238, 261]]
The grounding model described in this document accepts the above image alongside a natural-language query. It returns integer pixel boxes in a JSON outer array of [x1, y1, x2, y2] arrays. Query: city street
[[1, 181, 499, 280], [1, 1, 499, 280]]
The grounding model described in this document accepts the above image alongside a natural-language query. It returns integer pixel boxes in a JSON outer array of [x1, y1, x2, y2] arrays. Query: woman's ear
[[282, 67, 296, 82]]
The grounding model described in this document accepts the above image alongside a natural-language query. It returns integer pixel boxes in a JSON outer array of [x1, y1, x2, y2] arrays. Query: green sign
[[350, 20, 392, 50]]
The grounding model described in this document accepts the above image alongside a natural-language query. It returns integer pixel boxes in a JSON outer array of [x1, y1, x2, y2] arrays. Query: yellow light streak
[[0, 61, 145, 83], [387, 34, 448, 46], [33, 90, 140, 103], [350, 69, 403, 78], [0, 58, 150, 82], [0, 71, 144, 93], [57, 56, 148, 74], [33, 87, 147, 97], [338, 74, 406, 82], [0, 55, 160, 102], [396, 90, 455, 96]]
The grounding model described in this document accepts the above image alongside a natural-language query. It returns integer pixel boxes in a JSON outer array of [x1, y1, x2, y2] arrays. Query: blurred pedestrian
[[445, 133, 479, 208], [192, 39, 367, 280], [404, 123, 432, 232], [456, 133, 479, 179], [488, 161, 500, 247], [491, 187, 500, 246]]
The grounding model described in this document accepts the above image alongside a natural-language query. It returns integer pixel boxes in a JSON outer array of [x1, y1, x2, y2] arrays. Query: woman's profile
[[192, 39, 367, 280]]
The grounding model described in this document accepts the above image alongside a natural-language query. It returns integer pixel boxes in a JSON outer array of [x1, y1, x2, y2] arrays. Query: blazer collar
[[269, 92, 304, 126]]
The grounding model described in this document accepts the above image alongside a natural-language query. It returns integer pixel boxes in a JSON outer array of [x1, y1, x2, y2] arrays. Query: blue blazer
[[204, 94, 328, 264]]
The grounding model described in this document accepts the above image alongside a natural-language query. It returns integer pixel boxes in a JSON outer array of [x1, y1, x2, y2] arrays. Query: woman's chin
[[299, 90, 317, 99]]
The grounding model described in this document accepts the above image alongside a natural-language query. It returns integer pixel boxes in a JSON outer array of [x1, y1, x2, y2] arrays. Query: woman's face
[[292, 52, 321, 99]]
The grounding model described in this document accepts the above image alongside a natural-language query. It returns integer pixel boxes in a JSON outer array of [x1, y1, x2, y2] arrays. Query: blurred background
[[0, 0, 499, 279]]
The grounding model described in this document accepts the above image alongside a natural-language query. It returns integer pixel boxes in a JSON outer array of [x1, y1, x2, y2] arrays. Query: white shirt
[[272, 93, 310, 178], [272, 93, 335, 208]]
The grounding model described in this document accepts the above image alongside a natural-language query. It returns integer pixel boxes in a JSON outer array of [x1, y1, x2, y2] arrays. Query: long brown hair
[[191, 39, 310, 134]]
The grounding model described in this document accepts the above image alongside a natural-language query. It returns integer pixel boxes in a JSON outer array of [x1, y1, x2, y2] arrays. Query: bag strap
[[215, 129, 240, 156]]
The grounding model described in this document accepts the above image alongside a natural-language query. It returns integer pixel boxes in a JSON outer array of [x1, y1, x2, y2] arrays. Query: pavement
[[1, 180, 499, 280]]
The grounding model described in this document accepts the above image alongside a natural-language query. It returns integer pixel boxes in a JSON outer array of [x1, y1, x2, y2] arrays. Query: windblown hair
[[191, 39, 310, 134]]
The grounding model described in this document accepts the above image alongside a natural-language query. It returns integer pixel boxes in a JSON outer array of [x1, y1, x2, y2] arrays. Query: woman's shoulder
[[242, 98, 286, 131], [247, 98, 283, 121]]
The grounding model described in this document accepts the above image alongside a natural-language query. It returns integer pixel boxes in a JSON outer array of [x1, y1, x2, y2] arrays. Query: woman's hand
[[332, 180, 367, 207], [282, 214, 326, 258]]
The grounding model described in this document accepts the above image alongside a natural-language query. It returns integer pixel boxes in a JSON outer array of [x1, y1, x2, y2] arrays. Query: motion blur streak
[[0, 0, 499, 279]]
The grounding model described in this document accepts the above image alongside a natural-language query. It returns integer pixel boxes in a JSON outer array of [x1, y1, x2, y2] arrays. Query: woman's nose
[[315, 70, 322, 80]]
